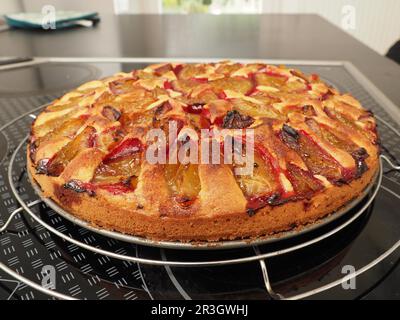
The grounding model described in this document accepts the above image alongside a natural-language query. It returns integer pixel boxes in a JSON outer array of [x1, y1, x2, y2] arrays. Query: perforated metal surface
[[0, 61, 399, 300]]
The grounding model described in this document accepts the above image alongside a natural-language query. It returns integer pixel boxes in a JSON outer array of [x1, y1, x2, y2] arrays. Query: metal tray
[[28, 166, 379, 250]]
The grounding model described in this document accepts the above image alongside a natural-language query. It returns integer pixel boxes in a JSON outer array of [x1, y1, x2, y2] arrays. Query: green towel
[[4, 11, 99, 30]]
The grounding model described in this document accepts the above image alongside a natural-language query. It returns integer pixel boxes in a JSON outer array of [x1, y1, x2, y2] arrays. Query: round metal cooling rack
[[0, 105, 400, 300]]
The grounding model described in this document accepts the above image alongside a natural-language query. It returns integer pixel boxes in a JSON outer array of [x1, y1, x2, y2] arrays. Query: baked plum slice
[[305, 118, 356, 151], [172, 78, 208, 94], [153, 63, 173, 75], [46, 95, 83, 112], [230, 98, 281, 119], [246, 90, 281, 106], [164, 163, 200, 207], [285, 163, 323, 199], [31, 116, 88, 161], [92, 138, 143, 191], [177, 64, 207, 80], [109, 78, 138, 95], [182, 103, 213, 130], [215, 63, 243, 75], [282, 79, 309, 93], [255, 72, 287, 88], [210, 77, 254, 96], [101, 106, 121, 121], [184, 89, 219, 106], [222, 110, 254, 129], [44, 126, 97, 176], [323, 106, 376, 142], [119, 94, 170, 128], [97, 126, 125, 152], [305, 118, 369, 178], [92, 156, 141, 190], [38, 116, 88, 143], [232, 148, 282, 215], [280, 124, 343, 183], [33, 110, 88, 138], [235, 152, 278, 198], [182, 103, 205, 115], [103, 137, 143, 162], [120, 110, 155, 129], [154, 117, 185, 143]]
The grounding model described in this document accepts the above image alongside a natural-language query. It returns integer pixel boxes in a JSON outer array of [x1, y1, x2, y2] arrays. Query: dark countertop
[[0, 14, 399, 107]]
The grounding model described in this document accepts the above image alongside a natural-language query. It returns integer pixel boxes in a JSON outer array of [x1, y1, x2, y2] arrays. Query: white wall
[[261, 0, 400, 55], [0, 0, 23, 14]]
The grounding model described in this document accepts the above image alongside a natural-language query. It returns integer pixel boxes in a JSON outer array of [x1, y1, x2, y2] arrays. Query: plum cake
[[28, 61, 379, 242]]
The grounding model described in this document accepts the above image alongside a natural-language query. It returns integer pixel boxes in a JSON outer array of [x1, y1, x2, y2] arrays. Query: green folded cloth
[[4, 11, 99, 29]]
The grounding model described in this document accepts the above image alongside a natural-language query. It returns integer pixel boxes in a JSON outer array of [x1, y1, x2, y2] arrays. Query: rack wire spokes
[[0, 109, 399, 300]]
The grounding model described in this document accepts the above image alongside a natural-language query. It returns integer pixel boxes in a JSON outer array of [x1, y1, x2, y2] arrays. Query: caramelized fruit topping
[[178, 64, 206, 80], [323, 106, 375, 141], [235, 152, 278, 198], [246, 193, 281, 215], [36, 158, 50, 174], [34, 113, 86, 140], [351, 148, 369, 178], [92, 138, 143, 192], [183, 103, 205, 115], [109, 78, 137, 95], [31, 62, 378, 217], [103, 138, 143, 162], [165, 163, 200, 207], [64, 179, 95, 195], [280, 124, 342, 183], [286, 163, 323, 198], [233, 146, 282, 214], [154, 63, 173, 76], [231, 98, 280, 119], [255, 72, 287, 87], [210, 77, 253, 95], [222, 110, 255, 129], [305, 118, 369, 179], [45, 126, 97, 176], [29, 139, 38, 162], [101, 106, 121, 121]]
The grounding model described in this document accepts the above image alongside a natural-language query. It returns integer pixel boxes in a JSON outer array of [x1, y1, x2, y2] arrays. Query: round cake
[[28, 61, 379, 242]]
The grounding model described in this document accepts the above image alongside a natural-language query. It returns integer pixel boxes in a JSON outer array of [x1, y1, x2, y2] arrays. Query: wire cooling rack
[[0, 58, 399, 300]]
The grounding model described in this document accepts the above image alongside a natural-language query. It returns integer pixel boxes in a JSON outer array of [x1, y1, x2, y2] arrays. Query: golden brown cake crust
[[28, 61, 380, 242]]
